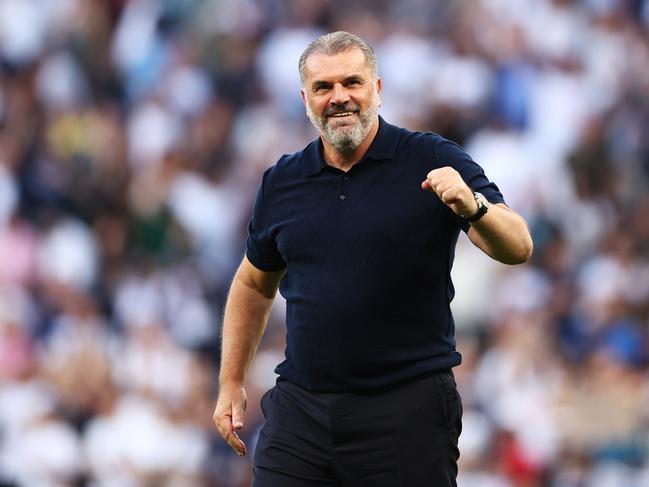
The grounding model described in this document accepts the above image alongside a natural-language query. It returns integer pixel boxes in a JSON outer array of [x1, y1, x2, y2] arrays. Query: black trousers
[[252, 371, 462, 486]]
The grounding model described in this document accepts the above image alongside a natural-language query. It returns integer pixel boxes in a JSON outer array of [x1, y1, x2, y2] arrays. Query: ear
[[300, 88, 306, 105], [376, 77, 382, 106]]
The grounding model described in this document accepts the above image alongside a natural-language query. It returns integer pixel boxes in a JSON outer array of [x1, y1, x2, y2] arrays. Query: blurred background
[[0, 0, 648, 486]]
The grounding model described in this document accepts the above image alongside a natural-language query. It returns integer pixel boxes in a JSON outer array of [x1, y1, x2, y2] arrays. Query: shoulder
[[274, 147, 306, 173], [410, 130, 463, 158], [392, 126, 467, 167], [261, 141, 315, 187]]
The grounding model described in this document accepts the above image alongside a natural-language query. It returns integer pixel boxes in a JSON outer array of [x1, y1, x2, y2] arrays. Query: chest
[[267, 162, 454, 265]]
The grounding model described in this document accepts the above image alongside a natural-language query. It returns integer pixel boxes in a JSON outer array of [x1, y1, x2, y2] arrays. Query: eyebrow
[[311, 75, 365, 90]]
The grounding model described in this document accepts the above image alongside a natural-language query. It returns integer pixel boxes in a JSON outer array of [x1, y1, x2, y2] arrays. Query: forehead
[[303, 47, 371, 83]]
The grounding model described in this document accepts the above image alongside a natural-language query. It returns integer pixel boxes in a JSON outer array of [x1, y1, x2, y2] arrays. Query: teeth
[[331, 112, 354, 117]]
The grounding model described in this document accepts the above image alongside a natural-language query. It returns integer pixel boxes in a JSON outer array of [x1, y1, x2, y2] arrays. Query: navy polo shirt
[[247, 116, 505, 392]]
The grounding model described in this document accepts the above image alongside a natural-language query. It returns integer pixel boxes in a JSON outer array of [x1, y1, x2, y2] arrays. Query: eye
[[345, 78, 362, 87]]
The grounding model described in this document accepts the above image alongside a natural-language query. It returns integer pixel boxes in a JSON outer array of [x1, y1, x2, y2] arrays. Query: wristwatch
[[464, 192, 489, 222]]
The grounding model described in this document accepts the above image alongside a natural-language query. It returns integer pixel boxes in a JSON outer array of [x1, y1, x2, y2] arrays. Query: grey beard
[[307, 102, 379, 154]]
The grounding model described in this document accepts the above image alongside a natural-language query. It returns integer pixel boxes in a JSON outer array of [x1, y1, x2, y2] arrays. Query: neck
[[321, 117, 380, 172]]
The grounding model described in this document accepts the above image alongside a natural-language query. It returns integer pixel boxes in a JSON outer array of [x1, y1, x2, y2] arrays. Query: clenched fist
[[421, 167, 478, 218]]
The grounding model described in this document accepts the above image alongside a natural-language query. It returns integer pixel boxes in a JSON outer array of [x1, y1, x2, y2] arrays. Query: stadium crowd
[[1, 0, 649, 486]]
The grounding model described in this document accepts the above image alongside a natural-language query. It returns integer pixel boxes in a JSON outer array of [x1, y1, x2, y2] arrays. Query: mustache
[[324, 104, 360, 117]]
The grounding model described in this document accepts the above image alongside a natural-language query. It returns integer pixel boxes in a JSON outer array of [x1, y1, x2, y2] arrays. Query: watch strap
[[465, 192, 489, 222]]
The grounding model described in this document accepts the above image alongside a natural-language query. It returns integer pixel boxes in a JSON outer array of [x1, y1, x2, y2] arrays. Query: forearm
[[468, 203, 533, 264], [219, 262, 281, 387], [422, 168, 533, 264]]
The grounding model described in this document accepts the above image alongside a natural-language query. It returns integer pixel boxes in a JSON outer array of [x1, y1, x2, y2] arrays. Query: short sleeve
[[245, 167, 286, 271], [435, 138, 506, 233]]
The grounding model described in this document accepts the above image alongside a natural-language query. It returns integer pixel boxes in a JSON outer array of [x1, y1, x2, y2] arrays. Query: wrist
[[463, 192, 489, 222], [219, 376, 246, 389]]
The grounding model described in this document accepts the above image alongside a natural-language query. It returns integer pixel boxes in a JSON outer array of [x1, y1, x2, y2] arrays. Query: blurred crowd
[[0, 0, 649, 486]]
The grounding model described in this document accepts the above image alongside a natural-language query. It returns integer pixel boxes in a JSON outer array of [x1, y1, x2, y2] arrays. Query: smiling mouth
[[329, 111, 357, 118]]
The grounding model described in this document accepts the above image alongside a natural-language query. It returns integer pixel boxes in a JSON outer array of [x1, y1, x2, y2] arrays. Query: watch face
[[467, 192, 489, 221]]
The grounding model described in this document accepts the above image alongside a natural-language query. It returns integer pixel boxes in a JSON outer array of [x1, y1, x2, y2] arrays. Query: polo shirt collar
[[301, 116, 400, 176]]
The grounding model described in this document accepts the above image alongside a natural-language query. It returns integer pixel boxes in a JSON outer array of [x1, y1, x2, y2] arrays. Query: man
[[214, 31, 532, 486]]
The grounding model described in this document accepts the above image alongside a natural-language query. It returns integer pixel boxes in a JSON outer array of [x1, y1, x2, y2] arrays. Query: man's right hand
[[213, 384, 248, 456]]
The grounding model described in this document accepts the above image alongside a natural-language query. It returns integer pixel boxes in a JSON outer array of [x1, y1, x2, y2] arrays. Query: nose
[[330, 83, 350, 105]]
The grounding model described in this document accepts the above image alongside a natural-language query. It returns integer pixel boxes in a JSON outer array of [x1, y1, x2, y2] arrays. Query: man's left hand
[[421, 167, 478, 218]]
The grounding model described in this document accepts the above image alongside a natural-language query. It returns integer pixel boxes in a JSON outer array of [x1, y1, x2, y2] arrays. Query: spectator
[[0, 0, 647, 485]]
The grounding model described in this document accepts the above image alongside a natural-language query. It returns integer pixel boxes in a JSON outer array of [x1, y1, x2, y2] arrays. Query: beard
[[306, 97, 380, 154]]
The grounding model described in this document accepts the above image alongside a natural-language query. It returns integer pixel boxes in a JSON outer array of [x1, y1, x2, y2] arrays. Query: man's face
[[301, 47, 381, 154]]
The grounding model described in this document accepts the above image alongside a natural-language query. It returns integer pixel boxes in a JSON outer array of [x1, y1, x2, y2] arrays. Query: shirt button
[[339, 194, 346, 200], [343, 176, 349, 181]]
